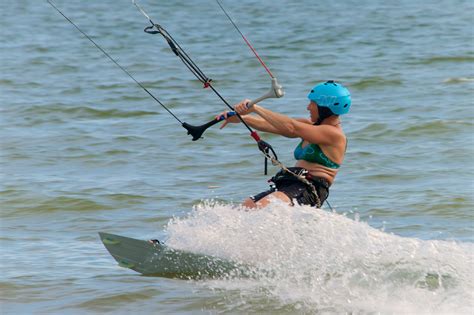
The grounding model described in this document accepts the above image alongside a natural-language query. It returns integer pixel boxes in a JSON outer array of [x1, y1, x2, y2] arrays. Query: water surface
[[1, 0, 473, 314]]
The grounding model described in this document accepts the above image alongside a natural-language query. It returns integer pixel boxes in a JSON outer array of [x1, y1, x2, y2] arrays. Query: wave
[[398, 120, 469, 137], [165, 200, 474, 314], [352, 120, 470, 140], [350, 122, 392, 139], [0, 79, 15, 86], [2, 196, 113, 217], [351, 77, 402, 90], [1, 192, 153, 217], [443, 77, 474, 84], [416, 56, 474, 65], [22, 105, 158, 119]]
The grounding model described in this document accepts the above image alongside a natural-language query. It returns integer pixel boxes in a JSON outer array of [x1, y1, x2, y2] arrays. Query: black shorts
[[250, 168, 330, 207]]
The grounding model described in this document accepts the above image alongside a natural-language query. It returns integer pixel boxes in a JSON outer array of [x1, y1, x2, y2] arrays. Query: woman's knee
[[254, 191, 291, 208], [264, 191, 291, 204], [242, 197, 257, 209]]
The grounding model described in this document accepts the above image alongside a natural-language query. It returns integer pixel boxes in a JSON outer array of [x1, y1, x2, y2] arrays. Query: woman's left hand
[[234, 99, 255, 115]]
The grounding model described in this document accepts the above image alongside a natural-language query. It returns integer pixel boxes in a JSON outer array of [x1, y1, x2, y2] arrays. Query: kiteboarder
[[219, 81, 350, 209]]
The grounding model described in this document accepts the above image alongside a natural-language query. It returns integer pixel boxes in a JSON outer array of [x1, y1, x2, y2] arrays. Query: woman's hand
[[216, 111, 240, 129], [234, 99, 254, 115], [217, 99, 254, 129]]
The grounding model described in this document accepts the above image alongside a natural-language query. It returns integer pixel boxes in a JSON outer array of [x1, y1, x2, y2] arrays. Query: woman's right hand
[[216, 111, 240, 129], [217, 99, 253, 129]]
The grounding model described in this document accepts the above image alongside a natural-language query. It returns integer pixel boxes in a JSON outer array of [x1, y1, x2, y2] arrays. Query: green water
[[1, 0, 473, 313]]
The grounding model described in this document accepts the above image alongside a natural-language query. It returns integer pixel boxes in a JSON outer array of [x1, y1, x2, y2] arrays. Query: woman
[[220, 80, 351, 209]]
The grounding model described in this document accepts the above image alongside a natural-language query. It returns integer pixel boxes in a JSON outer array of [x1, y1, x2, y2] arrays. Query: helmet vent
[[311, 90, 314, 93], [344, 104, 348, 107], [334, 102, 339, 106]]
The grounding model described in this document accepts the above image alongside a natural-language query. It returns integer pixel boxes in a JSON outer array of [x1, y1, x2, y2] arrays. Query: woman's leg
[[243, 191, 291, 209]]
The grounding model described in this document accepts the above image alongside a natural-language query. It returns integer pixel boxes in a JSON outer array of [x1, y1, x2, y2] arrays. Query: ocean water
[[1, 0, 473, 314]]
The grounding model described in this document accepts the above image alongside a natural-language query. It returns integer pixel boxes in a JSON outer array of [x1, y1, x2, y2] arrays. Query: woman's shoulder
[[307, 123, 346, 147]]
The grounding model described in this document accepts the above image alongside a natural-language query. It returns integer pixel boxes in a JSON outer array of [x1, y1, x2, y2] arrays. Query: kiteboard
[[99, 232, 243, 279]]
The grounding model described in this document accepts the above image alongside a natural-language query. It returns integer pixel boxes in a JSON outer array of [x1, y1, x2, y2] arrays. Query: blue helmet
[[307, 80, 351, 115]]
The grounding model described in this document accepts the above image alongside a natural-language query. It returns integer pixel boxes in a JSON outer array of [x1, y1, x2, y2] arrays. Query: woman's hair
[[315, 106, 337, 125]]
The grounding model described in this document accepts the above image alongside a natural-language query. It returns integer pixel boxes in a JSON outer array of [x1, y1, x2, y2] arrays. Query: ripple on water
[[351, 76, 403, 90], [397, 120, 470, 137], [2, 195, 114, 217], [443, 77, 474, 84], [413, 55, 474, 65], [19, 105, 159, 120]]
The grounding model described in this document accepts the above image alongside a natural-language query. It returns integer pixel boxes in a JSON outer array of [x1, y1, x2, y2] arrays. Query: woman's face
[[307, 101, 319, 122]]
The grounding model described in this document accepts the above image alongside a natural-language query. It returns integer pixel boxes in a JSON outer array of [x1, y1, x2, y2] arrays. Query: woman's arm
[[251, 105, 342, 145], [219, 103, 309, 137], [220, 100, 338, 142], [239, 114, 282, 134], [218, 111, 280, 133], [222, 113, 302, 137]]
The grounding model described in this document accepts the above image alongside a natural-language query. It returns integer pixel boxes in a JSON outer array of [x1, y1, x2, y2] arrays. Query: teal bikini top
[[293, 140, 341, 169]]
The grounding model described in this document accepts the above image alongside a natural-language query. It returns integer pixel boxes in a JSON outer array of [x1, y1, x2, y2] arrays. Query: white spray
[[165, 200, 474, 314]]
